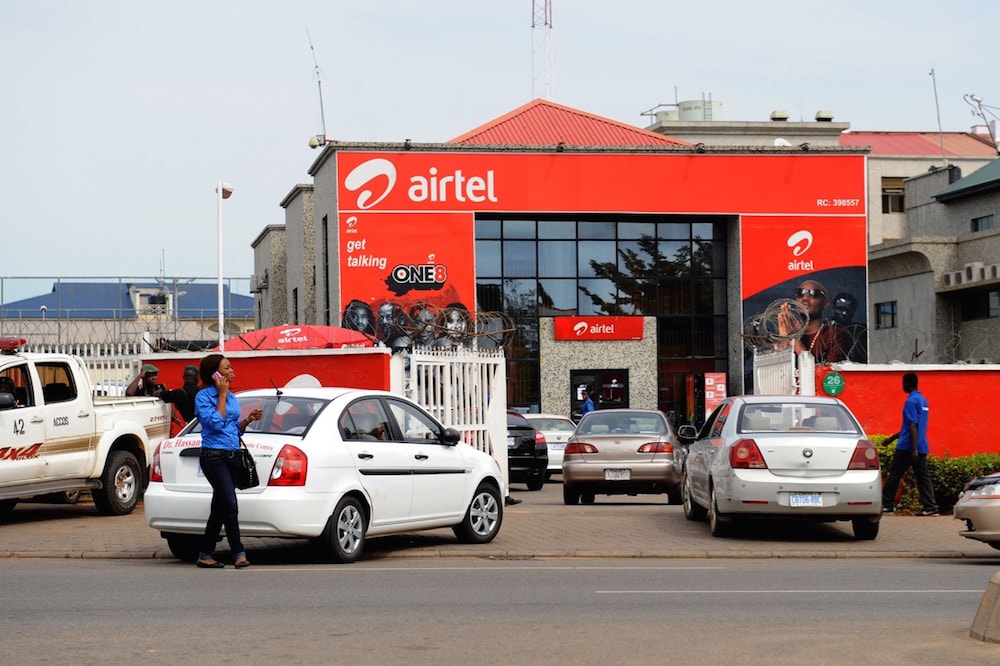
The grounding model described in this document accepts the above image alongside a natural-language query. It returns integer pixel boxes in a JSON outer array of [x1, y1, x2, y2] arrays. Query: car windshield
[[182, 395, 330, 436], [529, 417, 575, 432], [576, 412, 666, 436], [738, 403, 860, 434]]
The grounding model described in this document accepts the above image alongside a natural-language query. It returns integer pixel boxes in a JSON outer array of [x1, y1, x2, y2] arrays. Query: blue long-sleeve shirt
[[195, 386, 241, 451]]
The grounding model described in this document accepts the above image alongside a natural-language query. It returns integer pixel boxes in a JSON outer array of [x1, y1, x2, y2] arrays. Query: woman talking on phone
[[194, 354, 262, 569]]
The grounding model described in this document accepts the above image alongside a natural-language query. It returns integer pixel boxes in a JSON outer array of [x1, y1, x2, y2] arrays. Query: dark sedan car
[[507, 412, 548, 491]]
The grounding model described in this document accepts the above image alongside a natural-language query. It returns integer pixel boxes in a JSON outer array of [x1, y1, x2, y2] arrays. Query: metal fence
[[406, 346, 508, 489]]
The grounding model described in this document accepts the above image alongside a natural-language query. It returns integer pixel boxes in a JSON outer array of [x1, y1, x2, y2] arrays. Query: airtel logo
[[787, 230, 813, 256], [344, 158, 499, 209], [573, 322, 588, 336], [344, 159, 397, 210], [279, 327, 302, 337]]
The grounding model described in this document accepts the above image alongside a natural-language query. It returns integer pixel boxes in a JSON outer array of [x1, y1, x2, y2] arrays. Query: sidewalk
[[2, 486, 997, 562]]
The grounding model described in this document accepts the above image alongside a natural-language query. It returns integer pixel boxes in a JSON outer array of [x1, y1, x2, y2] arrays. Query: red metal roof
[[839, 131, 997, 157], [450, 99, 689, 147]]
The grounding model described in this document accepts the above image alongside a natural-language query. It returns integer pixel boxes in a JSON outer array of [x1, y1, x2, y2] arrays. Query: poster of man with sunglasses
[[778, 280, 857, 363]]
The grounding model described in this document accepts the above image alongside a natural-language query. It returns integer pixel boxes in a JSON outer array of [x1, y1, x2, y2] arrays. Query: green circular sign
[[822, 371, 845, 396]]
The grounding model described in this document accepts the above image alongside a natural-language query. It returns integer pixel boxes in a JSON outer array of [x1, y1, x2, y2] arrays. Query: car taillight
[[534, 429, 547, 445], [268, 444, 308, 486], [730, 438, 766, 469], [150, 443, 163, 482], [565, 442, 599, 454], [847, 439, 880, 470], [637, 441, 674, 454]]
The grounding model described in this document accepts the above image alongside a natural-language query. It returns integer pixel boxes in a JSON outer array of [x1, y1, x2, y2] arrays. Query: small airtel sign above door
[[553, 317, 644, 341]]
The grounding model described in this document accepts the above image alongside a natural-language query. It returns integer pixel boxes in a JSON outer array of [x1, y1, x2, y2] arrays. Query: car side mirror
[[441, 427, 461, 446], [677, 424, 698, 441]]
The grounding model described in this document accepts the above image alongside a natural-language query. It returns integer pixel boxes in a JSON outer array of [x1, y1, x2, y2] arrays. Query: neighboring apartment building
[[870, 161, 1000, 364]]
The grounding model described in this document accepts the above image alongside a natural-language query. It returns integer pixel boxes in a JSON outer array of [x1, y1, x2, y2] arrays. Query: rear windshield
[[738, 403, 860, 434], [182, 395, 329, 436], [528, 417, 576, 432], [576, 412, 667, 436]]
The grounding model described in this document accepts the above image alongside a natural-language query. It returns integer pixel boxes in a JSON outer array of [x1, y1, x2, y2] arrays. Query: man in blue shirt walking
[[881, 372, 939, 516]]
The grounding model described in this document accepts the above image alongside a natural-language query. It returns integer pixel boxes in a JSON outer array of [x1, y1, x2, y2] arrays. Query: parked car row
[[141, 389, 920, 565]]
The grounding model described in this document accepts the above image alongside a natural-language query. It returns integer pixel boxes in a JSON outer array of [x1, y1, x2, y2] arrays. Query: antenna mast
[[307, 28, 327, 140], [929, 68, 947, 166], [531, 0, 553, 99]]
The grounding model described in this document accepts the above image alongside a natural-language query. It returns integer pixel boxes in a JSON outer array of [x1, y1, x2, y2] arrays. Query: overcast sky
[[3, 0, 999, 299]]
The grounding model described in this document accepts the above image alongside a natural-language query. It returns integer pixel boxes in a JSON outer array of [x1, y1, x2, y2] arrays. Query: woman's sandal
[[234, 555, 250, 569]]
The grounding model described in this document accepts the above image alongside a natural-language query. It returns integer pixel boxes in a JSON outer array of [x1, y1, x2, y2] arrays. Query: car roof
[[235, 386, 399, 401], [727, 395, 846, 406], [524, 413, 574, 421]]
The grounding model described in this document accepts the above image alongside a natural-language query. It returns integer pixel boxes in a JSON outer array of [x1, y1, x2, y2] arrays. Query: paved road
[[1, 482, 997, 561]]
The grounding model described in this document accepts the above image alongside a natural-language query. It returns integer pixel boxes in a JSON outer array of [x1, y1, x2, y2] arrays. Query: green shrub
[[873, 434, 1000, 514]]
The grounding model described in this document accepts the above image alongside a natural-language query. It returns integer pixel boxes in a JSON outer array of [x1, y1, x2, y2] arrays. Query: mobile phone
[[212, 371, 223, 383]]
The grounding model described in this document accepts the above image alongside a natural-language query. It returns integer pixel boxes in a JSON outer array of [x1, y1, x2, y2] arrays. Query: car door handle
[[77, 411, 90, 418], [357, 453, 374, 460], [414, 454, 429, 460], [31, 416, 44, 424]]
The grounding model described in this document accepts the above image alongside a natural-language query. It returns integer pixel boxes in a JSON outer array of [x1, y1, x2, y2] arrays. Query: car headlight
[[968, 482, 1000, 498]]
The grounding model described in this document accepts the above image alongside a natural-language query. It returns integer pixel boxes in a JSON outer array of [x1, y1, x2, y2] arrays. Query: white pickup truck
[[0, 338, 171, 516]]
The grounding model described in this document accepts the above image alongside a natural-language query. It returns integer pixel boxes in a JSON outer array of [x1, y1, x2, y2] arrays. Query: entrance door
[[570, 369, 629, 416]]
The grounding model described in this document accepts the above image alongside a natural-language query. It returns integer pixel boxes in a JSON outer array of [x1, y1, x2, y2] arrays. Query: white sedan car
[[145, 387, 504, 563], [523, 413, 577, 477], [678, 395, 881, 540]]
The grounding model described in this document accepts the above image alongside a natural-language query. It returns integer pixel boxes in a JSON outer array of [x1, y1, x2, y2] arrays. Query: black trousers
[[882, 450, 938, 512]]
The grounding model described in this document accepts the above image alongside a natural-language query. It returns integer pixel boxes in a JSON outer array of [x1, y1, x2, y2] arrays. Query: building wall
[[281, 185, 315, 326], [311, 151, 341, 327], [868, 156, 992, 244], [537, 317, 658, 415], [251, 224, 287, 328]]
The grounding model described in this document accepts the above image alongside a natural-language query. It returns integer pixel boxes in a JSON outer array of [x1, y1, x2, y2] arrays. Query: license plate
[[789, 492, 822, 507], [507, 436, 516, 448], [605, 469, 630, 481], [549, 443, 566, 451]]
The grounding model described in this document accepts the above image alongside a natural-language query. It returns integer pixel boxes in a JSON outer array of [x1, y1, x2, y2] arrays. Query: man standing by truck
[[125, 364, 164, 398]]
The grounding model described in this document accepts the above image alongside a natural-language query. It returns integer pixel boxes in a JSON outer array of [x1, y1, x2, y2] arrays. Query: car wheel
[[453, 482, 503, 544], [0, 498, 17, 515], [682, 470, 708, 522], [580, 492, 596, 505], [563, 485, 581, 505], [526, 473, 545, 491], [92, 450, 141, 516], [708, 484, 731, 537], [666, 488, 682, 505], [320, 496, 367, 564], [164, 533, 201, 563], [852, 515, 880, 541]]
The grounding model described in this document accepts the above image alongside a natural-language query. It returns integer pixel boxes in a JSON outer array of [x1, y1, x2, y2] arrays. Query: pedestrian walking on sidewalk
[[194, 354, 262, 569], [881, 372, 939, 516]]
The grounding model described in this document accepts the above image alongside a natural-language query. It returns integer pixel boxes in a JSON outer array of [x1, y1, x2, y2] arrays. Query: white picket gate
[[405, 347, 509, 493], [752, 347, 815, 395]]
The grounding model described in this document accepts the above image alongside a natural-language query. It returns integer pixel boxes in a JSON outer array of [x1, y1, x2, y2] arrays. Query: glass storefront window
[[578, 221, 615, 239], [619, 222, 656, 239], [476, 219, 501, 238], [538, 220, 576, 238], [475, 240, 501, 277], [538, 279, 577, 315], [503, 240, 536, 277], [538, 240, 577, 277], [503, 219, 536, 239], [502, 279, 537, 316], [578, 278, 616, 315], [578, 241, 616, 277]]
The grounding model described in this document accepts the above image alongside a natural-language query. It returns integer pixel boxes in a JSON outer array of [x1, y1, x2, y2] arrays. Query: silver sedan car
[[562, 409, 683, 505], [954, 471, 1000, 550], [678, 395, 881, 540]]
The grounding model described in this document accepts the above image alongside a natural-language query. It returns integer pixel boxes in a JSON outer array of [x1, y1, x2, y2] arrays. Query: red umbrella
[[219, 325, 375, 351]]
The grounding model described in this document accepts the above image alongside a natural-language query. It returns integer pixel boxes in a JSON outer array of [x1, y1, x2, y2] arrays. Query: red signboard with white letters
[[553, 316, 644, 341], [333, 150, 867, 364]]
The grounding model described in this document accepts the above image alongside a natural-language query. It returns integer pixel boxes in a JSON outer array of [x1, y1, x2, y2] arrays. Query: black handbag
[[235, 439, 260, 489]]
